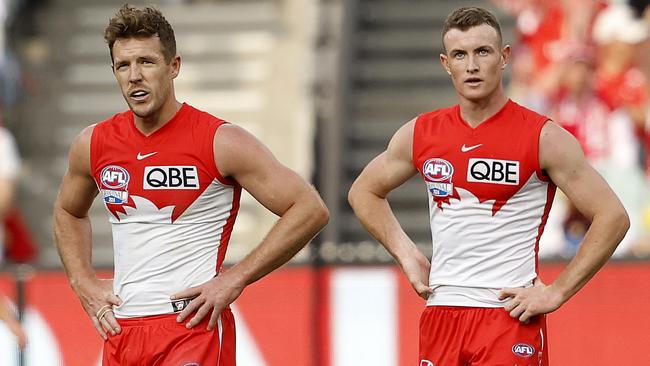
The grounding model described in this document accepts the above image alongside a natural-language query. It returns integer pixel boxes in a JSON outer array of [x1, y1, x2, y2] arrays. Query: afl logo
[[423, 158, 454, 182], [101, 165, 130, 189], [512, 343, 535, 357]]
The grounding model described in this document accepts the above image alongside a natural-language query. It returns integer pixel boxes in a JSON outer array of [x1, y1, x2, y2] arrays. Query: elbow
[[314, 197, 330, 229], [347, 180, 361, 212], [605, 205, 630, 244], [617, 207, 631, 239], [307, 191, 329, 230]]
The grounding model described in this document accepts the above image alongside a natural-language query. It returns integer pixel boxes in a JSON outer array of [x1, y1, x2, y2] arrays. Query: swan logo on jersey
[[100, 165, 130, 204], [423, 158, 454, 197], [144, 166, 200, 190], [512, 343, 535, 357], [467, 158, 520, 185]]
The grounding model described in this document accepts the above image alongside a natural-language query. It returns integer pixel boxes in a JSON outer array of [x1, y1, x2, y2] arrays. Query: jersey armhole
[[89, 124, 100, 179], [211, 122, 239, 187], [535, 118, 552, 182], [411, 114, 424, 174]]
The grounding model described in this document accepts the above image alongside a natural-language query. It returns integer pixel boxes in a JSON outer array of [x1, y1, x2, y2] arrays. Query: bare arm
[[53, 126, 122, 339], [0, 297, 26, 348], [215, 125, 329, 285], [348, 119, 432, 299], [502, 122, 629, 321], [0, 128, 19, 240], [53, 126, 97, 284], [174, 124, 329, 329], [0, 179, 15, 220]]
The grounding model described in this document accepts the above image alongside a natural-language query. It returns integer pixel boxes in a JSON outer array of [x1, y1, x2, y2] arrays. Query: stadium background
[[0, 0, 649, 365]]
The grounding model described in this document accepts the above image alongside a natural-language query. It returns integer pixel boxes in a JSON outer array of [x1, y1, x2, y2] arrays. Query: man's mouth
[[465, 78, 483, 85], [130, 90, 149, 100]]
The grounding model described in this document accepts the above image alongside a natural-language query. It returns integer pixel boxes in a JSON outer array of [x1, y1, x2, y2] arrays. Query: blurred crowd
[[0, 0, 649, 264], [493, 0, 650, 258]]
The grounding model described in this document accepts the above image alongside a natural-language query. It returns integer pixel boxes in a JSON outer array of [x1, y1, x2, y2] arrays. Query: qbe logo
[[100, 165, 130, 189], [512, 343, 535, 357], [467, 158, 520, 185], [144, 166, 200, 190], [423, 158, 454, 198]]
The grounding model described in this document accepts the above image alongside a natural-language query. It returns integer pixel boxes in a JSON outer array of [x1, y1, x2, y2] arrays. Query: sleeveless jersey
[[412, 100, 555, 307], [90, 103, 241, 318]]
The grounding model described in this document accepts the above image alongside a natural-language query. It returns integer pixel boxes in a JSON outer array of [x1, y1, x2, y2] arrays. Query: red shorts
[[419, 306, 549, 366], [103, 308, 235, 366]]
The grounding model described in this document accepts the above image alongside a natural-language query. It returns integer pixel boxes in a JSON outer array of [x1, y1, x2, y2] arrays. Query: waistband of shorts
[[426, 282, 533, 308], [116, 307, 232, 327]]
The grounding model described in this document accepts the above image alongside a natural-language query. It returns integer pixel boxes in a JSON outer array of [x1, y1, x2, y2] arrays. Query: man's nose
[[129, 65, 142, 81], [466, 55, 479, 72]]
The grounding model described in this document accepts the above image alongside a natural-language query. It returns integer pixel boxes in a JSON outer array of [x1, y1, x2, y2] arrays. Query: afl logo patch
[[423, 158, 454, 182], [100, 165, 130, 189], [512, 343, 535, 357], [423, 158, 454, 198]]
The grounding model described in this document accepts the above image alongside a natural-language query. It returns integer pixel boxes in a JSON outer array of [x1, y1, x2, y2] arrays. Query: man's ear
[[170, 54, 181, 79], [440, 53, 451, 75], [501, 45, 511, 70]]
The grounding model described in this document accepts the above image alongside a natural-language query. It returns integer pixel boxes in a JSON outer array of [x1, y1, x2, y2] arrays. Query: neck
[[458, 87, 509, 128], [134, 98, 182, 136]]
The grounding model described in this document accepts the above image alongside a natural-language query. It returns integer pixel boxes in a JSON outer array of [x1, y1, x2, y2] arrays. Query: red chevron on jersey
[[90, 103, 241, 317], [413, 100, 556, 306]]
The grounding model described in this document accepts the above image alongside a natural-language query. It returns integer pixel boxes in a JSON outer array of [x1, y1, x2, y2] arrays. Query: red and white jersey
[[412, 100, 555, 307], [90, 103, 241, 318]]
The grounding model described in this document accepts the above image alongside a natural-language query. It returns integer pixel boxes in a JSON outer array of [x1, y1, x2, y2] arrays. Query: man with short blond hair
[[349, 6, 629, 365]]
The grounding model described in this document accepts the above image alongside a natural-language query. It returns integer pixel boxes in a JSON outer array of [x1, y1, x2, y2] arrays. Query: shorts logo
[[512, 343, 535, 357], [467, 158, 520, 185], [143, 166, 200, 190], [422, 158, 454, 197], [420, 360, 435, 366], [101, 165, 130, 189], [100, 165, 130, 204], [172, 298, 193, 312]]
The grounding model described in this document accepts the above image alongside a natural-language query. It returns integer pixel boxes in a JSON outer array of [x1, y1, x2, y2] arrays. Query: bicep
[[540, 122, 620, 220], [353, 121, 418, 198], [55, 127, 99, 218], [214, 125, 313, 216]]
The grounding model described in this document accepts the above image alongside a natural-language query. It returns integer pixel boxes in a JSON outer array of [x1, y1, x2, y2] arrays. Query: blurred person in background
[[0, 115, 20, 265], [0, 112, 26, 349], [545, 46, 614, 257], [492, 0, 606, 111], [628, 0, 650, 256], [591, 2, 650, 256], [349, 7, 629, 365], [53, 4, 328, 365]]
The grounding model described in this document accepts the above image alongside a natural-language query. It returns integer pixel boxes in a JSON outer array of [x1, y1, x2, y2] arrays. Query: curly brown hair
[[104, 4, 176, 64], [442, 7, 502, 52]]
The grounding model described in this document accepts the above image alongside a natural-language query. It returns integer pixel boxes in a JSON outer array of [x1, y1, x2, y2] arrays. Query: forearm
[[53, 204, 95, 288], [349, 188, 422, 266], [228, 190, 328, 286], [552, 208, 629, 302]]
